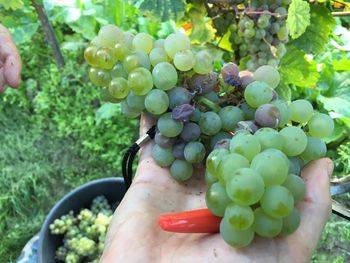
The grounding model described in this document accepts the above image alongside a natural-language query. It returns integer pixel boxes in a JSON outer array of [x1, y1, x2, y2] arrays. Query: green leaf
[[279, 46, 319, 87], [188, 3, 215, 43], [132, 0, 185, 21], [0, 0, 23, 10], [286, 0, 310, 39], [11, 23, 39, 44], [218, 30, 233, 52], [275, 82, 291, 102], [333, 58, 350, 71], [289, 5, 335, 54], [95, 103, 120, 125]]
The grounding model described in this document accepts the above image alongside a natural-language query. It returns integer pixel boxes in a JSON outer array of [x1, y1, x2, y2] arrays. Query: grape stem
[[198, 97, 221, 112]]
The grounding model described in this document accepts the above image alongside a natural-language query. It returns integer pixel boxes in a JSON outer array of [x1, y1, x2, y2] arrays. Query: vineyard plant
[[0, 0, 349, 262]]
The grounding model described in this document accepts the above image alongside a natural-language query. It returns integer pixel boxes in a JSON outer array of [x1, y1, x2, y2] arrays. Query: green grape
[[254, 128, 284, 150], [114, 42, 130, 61], [251, 149, 289, 186], [280, 126, 308, 156], [281, 207, 301, 235], [193, 50, 213, 74], [128, 67, 153, 96], [149, 47, 169, 67], [97, 24, 124, 48], [244, 81, 273, 108], [300, 136, 327, 162], [282, 174, 305, 203], [157, 113, 183, 137], [110, 63, 128, 79], [184, 142, 206, 163], [89, 68, 111, 87], [199, 112, 222, 136], [206, 182, 232, 216], [307, 113, 334, 138], [95, 48, 115, 69], [225, 204, 254, 230], [123, 50, 151, 73], [152, 62, 178, 90], [260, 186, 294, 218], [209, 132, 232, 150], [253, 207, 282, 238], [244, 28, 255, 38], [144, 89, 169, 115], [108, 78, 129, 99], [219, 106, 244, 132], [132, 32, 153, 54], [220, 217, 254, 247], [173, 50, 195, 71], [271, 99, 291, 127], [240, 102, 255, 120], [277, 26, 288, 41], [289, 99, 314, 123], [226, 168, 265, 206], [253, 65, 280, 89], [217, 153, 250, 183], [170, 159, 193, 181], [190, 107, 202, 122], [84, 45, 98, 66], [154, 39, 165, 48], [100, 87, 121, 103], [206, 148, 229, 176], [151, 144, 175, 166], [205, 169, 218, 186], [126, 92, 145, 112], [164, 32, 191, 58], [121, 101, 140, 118], [229, 132, 261, 161]]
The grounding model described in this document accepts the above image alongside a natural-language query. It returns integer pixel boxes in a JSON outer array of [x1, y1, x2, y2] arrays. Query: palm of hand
[[101, 115, 332, 263]]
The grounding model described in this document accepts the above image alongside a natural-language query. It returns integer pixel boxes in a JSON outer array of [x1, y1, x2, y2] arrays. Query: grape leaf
[[333, 58, 350, 71], [95, 103, 120, 125], [286, 0, 310, 39], [289, 5, 335, 54], [0, 0, 23, 10], [275, 82, 291, 102], [279, 46, 319, 87], [187, 3, 215, 43]]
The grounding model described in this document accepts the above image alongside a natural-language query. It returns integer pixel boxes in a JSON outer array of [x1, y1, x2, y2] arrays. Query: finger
[[4, 54, 21, 88], [0, 67, 7, 92], [138, 112, 156, 163], [293, 158, 333, 250]]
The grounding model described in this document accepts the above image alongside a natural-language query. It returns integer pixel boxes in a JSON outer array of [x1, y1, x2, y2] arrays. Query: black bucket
[[38, 177, 126, 263]]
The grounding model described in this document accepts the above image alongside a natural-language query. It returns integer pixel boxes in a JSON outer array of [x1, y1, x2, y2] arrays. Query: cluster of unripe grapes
[[50, 196, 115, 263], [84, 26, 334, 247]]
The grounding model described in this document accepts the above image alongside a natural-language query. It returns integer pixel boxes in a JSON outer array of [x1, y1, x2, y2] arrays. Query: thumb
[[138, 113, 156, 163], [294, 158, 333, 249]]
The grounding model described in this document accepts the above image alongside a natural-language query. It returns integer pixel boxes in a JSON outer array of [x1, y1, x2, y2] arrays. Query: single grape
[[280, 126, 308, 156], [101, 87, 121, 103], [154, 132, 176, 148], [121, 101, 140, 118], [277, 26, 288, 41], [111, 63, 128, 79], [271, 99, 291, 127], [253, 207, 282, 238], [307, 113, 334, 138], [260, 185, 294, 218], [251, 149, 289, 186], [244, 81, 273, 108], [89, 68, 111, 87], [199, 112, 222, 135], [154, 39, 165, 48], [152, 62, 178, 90], [288, 157, 303, 176], [206, 182, 232, 216], [171, 104, 195, 122], [173, 50, 195, 71], [149, 47, 169, 67], [282, 173, 305, 203], [108, 78, 129, 99], [254, 104, 281, 128], [254, 128, 284, 150], [221, 63, 241, 86], [226, 168, 265, 206], [219, 106, 245, 131], [239, 70, 255, 89], [184, 141, 206, 163], [289, 99, 314, 123], [205, 169, 218, 186], [123, 50, 151, 73], [97, 25, 124, 48], [300, 137, 327, 162], [240, 102, 255, 119], [167, 87, 192, 109], [145, 89, 169, 115], [210, 132, 232, 150], [126, 92, 146, 112], [225, 204, 254, 230], [180, 122, 201, 142], [254, 65, 280, 89], [164, 32, 191, 58], [151, 144, 175, 167], [157, 113, 183, 137], [206, 148, 230, 176], [203, 91, 219, 103], [188, 73, 219, 94], [170, 159, 193, 181], [172, 141, 186, 159], [220, 217, 255, 247], [128, 67, 153, 95], [190, 107, 202, 122], [132, 32, 153, 53], [114, 42, 130, 61], [193, 50, 213, 74], [84, 45, 98, 66], [280, 207, 301, 235], [230, 132, 261, 161]]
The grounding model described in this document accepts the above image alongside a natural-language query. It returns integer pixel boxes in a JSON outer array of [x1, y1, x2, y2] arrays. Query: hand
[[101, 114, 333, 263], [0, 25, 21, 92]]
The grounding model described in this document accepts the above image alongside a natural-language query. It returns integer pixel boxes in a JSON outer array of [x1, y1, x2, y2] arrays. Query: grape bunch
[[227, 0, 289, 70], [49, 196, 116, 263], [84, 26, 334, 247]]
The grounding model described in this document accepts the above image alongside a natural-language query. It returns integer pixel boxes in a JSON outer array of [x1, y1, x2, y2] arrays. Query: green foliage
[[286, 0, 310, 39], [290, 4, 336, 55], [132, 0, 185, 21], [0, 0, 23, 10]]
